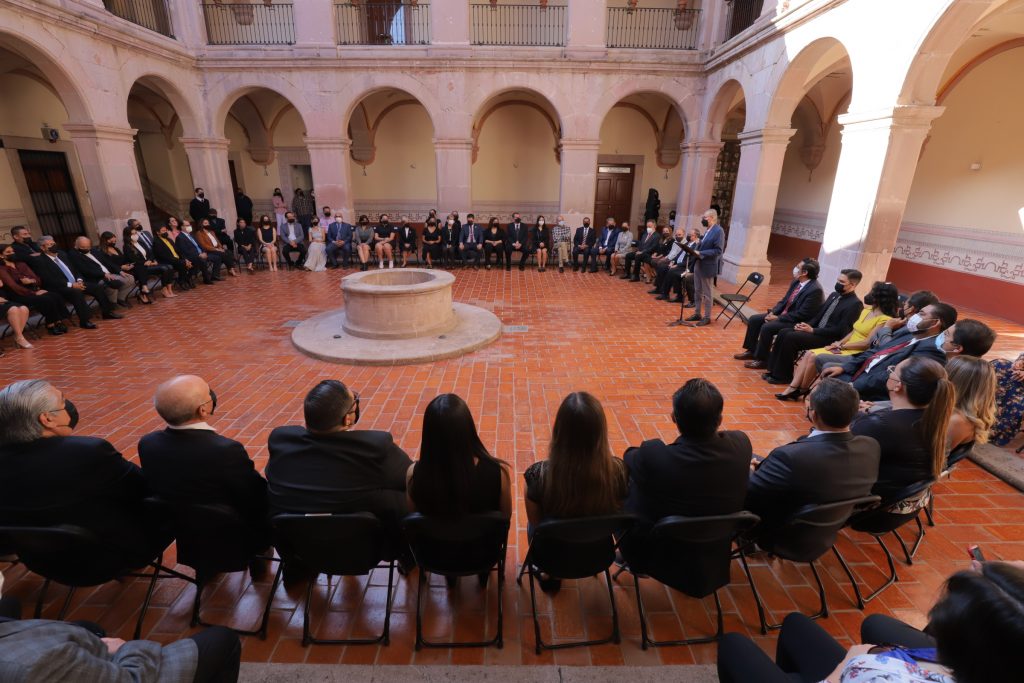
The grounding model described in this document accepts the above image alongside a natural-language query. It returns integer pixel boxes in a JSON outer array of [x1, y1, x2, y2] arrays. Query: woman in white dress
[[304, 217, 328, 272]]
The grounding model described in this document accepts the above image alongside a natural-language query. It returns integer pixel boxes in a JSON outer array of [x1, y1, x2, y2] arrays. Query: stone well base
[[291, 302, 501, 366]]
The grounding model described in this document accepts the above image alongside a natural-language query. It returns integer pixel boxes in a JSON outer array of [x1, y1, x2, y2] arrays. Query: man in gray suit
[[685, 208, 725, 327]]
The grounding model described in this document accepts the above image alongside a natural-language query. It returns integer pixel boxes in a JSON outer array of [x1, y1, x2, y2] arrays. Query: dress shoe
[[80, 321, 98, 329], [743, 360, 767, 369], [764, 375, 792, 385], [118, 300, 132, 308], [102, 311, 124, 320], [56, 322, 68, 333], [47, 326, 65, 336], [588, 268, 597, 273], [519, 265, 525, 271], [572, 265, 578, 272], [505, 265, 511, 271], [655, 295, 668, 300], [558, 266, 564, 273], [630, 276, 640, 282], [684, 314, 702, 322], [775, 388, 808, 402], [733, 351, 756, 360], [694, 318, 711, 326]]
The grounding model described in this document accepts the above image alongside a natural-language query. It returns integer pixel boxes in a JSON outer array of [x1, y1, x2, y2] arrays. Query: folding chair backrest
[[271, 512, 384, 577], [760, 495, 880, 562], [144, 498, 254, 577], [528, 514, 636, 580], [849, 480, 934, 535], [0, 523, 125, 587], [944, 441, 974, 473], [403, 512, 509, 576]]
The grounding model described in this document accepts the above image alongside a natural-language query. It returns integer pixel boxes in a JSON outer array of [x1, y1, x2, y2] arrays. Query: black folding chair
[[271, 513, 396, 647], [837, 480, 934, 606], [144, 498, 280, 639], [715, 271, 764, 329], [736, 495, 880, 633], [619, 511, 760, 648], [925, 441, 974, 527], [516, 514, 637, 654], [0, 523, 187, 639], [403, 512, 509, 650]]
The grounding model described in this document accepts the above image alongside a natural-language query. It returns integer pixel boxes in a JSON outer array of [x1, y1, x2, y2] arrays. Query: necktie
[[140, 232, 152, 249], [817, 294, 841, 329], [851, 340, 912, 380], [54, 256, 75, 284], [781, 284, 802, 315], [187, 233, 200, 250], [468, 228, 474, 243]]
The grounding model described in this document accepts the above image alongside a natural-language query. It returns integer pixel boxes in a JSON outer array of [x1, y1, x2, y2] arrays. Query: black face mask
[[197, 193, 205, 199], [208, 390, 217, 416], [47, 246, 59, 254], [64, 399, 79, 430], [380, 220, 389, 225], [583, 222, 590, 227], [834, 282, 846, 294], [514, 218, 520, 223], [324, 212, 331, 218], [77, 247, 90, 254], [701, 218, 709, 228]]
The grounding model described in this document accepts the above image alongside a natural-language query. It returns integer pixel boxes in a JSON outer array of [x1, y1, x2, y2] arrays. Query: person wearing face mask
[[27, 235, 121, 328], [642, 225, 675, 283], [291, 188, 315, 234], [266, 380, 414, 580], [195, 218, 237, 279], [622, 219, 661, 282], [174, 220, 215, 285], [0, 379, 169, 576], [373, 213, 397, 269], [234, 218, 258, 273], [189, 187, 210, 224], [761, 269, 865, 386], [482, 217, 505, 270], [139, 375, 270, 560], [551, 215, 572, 272], [352, 215, 375, 271], [745, 378, 880, 536], [589, 217, 620, 274], [608, 222, 634, 277], [303, 217, 328, 272], [733, 257, 824, 367], [0, 242, 72, 336], [66, 235, 136, 309], [155, 221, 195, 288], [683, 209, 726, 326], [256, 214, 280, 272], [8, 225, 42, 263], [530, 215, 550, 272], [93, 230, 146, 304], [441, 213, 461, 267], [936, 319, 997, 359], [571, 217, 597, 272], [421, 218, 442, 269], [397, 216, 417, 268], [650, 227, 687, 297], [279, 211, 307, 270], [324, 207, 353, 269], [272, 187, 288, 231], [122, 225, 175, 299], [505, 212, 529, 271], [820, 302, 957, 401], [459, 213, 483, 269]]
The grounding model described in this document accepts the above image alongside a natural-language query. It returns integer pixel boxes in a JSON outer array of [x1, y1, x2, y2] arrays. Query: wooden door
[[18, 150, 85, 250], [594, 164, 635, 228]]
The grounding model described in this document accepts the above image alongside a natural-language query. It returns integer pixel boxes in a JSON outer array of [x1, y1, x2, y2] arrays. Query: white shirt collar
[[168, 422, 216, 432]]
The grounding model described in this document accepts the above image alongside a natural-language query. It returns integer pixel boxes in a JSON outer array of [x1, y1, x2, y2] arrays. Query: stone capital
[[432, 138, 474, 152], [62, 123, 138, 143], [736, 127, 796, 148], [558, 139, 602, 153], [681, 140, 725, 155], [179, 137, 231, 152], [303, 137, 353, 151], [837, 106, 945, 133]]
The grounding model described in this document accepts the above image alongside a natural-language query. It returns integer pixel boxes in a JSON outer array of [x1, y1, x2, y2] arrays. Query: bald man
[[66, 236, 134, 308], [138, 375, 269, 554]]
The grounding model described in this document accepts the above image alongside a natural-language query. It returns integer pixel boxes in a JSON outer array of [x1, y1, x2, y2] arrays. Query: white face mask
[[558, 220, 565, 227], [184, 226, 193, 234], [792, 266, 801, 278], [130, 233, 140, 242], [646, 227, 655, 233], [538, 220, 544, 225], [447, 219, 454, 225], [906, 313, 928, 334]]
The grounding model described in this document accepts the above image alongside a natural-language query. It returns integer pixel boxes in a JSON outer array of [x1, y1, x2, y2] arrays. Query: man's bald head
[[154, 375, 213, 426], [75, 236, 92, 249]]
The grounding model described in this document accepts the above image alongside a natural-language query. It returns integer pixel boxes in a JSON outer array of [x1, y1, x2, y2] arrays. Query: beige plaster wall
[[472, 104, 560, 203], [0, 150, 22, 212], [774, 115, 842, 216], [349, 104, 437, 201], [598, 105, 680, 210], [903, 48, 1024, 235]]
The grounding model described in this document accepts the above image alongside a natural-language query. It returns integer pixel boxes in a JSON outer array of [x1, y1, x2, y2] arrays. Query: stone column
[[433, 138, 473, 215], [431, 0, 471, 57], [565, 0, 607, 59], [168, 0, 208, 49], [720, 127, 795, 285], [818, 106, 944, 288], [558, 139, 601, 224], [62, 123, 149, 237], [698, 0, 728, 49], [305, 137, 355, 223], [293, 0, 335, 54], [676, 140, 723, 231], [180, 137, 235, 230]]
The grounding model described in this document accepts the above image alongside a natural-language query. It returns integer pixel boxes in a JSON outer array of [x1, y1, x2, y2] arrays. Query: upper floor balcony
[[103, 0, 175, 38], [606, 6, 701, 51], [202, 1, 295, 45]]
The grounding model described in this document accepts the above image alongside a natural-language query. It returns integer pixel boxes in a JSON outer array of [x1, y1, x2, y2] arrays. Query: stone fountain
[[291, 268, 501, 365]]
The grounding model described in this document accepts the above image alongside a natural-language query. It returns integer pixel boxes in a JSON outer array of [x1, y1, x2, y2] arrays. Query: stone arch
[[0, 31, 91, 123], [469, 85, 566, 137], [588, 83, 698, 142], [764, 36, 853, 129], [212, 81, 311, 139], [124, 73, 202, 139], [343, 88, 437, 166], [341, 82, 440, 141], [702, 78, 747, 141]]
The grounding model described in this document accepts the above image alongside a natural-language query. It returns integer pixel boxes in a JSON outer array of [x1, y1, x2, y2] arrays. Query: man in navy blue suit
[[459, 213, 484, 268], [588, 217, 619, 273], [733, 257, 824, 362], [684, 209, 725, 326], [325, 207, 353, 269]]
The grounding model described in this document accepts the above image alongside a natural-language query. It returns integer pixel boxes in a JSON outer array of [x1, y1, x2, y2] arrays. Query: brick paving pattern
[[2, 259, 1022, 666]]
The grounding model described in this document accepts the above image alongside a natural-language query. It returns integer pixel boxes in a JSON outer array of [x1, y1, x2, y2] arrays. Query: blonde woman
[[946, 355, 997, 451]]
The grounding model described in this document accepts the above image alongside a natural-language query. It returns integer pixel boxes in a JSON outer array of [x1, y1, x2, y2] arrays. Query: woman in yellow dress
[[775, 282, 901, 400]]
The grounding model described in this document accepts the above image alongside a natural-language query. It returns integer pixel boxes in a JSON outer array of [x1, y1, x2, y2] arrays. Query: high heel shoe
[[775, 387, 808, 401], [137, 291, 153, 305], [14, 337, 34, 350]]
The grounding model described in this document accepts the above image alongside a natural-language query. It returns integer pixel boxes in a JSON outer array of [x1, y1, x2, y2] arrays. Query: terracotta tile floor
[[2, 256, 1023, 666]]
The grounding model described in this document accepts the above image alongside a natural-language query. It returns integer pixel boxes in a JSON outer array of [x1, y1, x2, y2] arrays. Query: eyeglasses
[[886, 366, 902, 382]]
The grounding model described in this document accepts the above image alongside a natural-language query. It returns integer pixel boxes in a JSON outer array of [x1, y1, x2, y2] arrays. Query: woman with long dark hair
[[122, 225, 175, 300], [643, 188, 660, 223], [851, 355, 955, 499]]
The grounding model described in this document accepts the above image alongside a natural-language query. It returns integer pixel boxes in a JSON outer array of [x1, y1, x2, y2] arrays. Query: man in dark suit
[[127, 219, 156, 254], [0, 380, 167, 575], [746, 378, 880, 537], [657, 228, 700, 303], [139, 375, 269, 554], [153, 223, 194, 289], [571, 217, 597, 272], [189, 187, 210, 224], [9, 226, 42, 263], [67, 236, 134, 308], [762, 269, 864, 384], [28, 235, 120, 328], [173, 223, 213, 284], [324, 207, 353, 268], [207, 209, 233, 252], [266, 380, 413, 565], [820, 302, 957, 401], [684, 209, 725, 326], [234, 187, 254, 224], [589, 217, 619, 273], [734, 257, 824, 367], [459, 214, 483, 268], [505, 212, 529, 271], [623, 219, 660, 282]]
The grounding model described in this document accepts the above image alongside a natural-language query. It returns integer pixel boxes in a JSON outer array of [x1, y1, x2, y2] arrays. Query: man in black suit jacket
[[735, 257, 824, 368], [505, 213, 529, 271], [152, 224, 194, 289], [189, 188, 210, 224], [66, 236, 134, 308], [0, 380, 167, 576], [821, 302, 957, 401], [265, 380, 412, 563], [173, 225, 213, 284], [623, 219, 661, 281], [571, 217, 597, 272], [746, 379, 880, 538], [28, 236, 120, 328], [9, 226, 42, 263], [763, 269, 864, 384], [139, 375, 269, 552]]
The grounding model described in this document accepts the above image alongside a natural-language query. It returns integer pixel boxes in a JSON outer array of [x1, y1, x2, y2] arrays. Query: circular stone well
[[291, 268, 501, 365]]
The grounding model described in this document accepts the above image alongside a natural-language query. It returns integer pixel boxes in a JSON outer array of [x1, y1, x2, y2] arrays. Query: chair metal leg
[[57, 585, 75, 621], [892, 516, 925, 565], [605, 569, 621, 645], [924, 496, 935, 527], [635, 568, 724, 649], [807, 561, 829, 621], [414, 567, 426, 651], [739, 549, 829, 633], [831, 545, 865, 609], [527, 565, 543, 656], [737, 548, 769, 635], [134, 562, 163, 639], [415, 562, 506, 650], [192, 557, 282, 639], [302, 562, 396, 646], [859, 535, 899, 604]]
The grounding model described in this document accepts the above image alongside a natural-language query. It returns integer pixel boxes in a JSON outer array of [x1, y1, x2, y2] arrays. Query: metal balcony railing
[[202, 2, 295, 45], [726, 0, 763, 40], [470, 3, 566, 47], [606, 7, 701, 50], [103, 0, 174, 38], [335, 2, 431, 45]]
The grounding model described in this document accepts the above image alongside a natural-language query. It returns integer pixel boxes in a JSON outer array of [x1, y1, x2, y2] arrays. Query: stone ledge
[[238, 664, 719, 683]]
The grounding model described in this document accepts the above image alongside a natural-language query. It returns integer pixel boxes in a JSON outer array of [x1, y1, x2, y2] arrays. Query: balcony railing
[[470, 4, 565, 47], [103, 0, 174, 38], [335, 2, 431, 45], [202, 2, 295, 45], [606, 7, 700, 50], [726, 0, 763, 40]]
